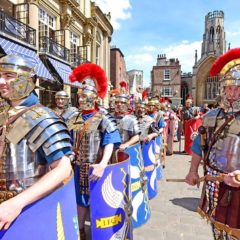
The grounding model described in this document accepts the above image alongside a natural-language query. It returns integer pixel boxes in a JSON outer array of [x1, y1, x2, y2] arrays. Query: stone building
[[192, 10, 226, 106], [110, 46, 127, 90], [0, 0, 113, 107], [151, 54, 181, 105]]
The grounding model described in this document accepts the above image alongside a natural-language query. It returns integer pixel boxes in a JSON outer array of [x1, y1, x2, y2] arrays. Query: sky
[[94, 0, 240, 86]]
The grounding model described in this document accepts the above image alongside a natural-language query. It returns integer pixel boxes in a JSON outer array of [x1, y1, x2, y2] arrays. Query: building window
[[70, 32, 79, 64], [162, 87, 172, 96], [96, 31, 101, 65], [39, 9, 56, 39], [164, 69, 170, 80], [14, 3, 29, 24], [204, 76, 220, 100]]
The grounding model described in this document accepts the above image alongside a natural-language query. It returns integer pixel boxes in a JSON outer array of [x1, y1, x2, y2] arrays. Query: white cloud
[[162, 41, 202, 73], [143, 45, 157, 52], [94, 0, 132, 29]]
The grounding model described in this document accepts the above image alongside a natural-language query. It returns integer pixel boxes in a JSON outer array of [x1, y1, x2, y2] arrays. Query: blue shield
[[155, 136, 163, 180], [0, 177, 79, 240], [142, 140, 158, 199], [90, 151, 133, 239], [125, 143, 151, 228]]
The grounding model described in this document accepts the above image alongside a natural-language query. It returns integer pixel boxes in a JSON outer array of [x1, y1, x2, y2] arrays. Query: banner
[[184, 118, 202, 155], [0, 177, 79, 240]]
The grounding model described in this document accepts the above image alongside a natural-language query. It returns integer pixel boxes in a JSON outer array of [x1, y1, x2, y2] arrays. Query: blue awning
[[0, 37, 54, 82], [48, 57, 81, 88]]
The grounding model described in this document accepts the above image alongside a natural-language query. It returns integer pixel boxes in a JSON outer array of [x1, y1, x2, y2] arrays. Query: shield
[[184, 118, 202, 155], [142, 140, 158, 199], [125, 143, 151, 228], [155, 136, 163, 181], [0, 177, 79, 240], [90, 151, 133, 239]]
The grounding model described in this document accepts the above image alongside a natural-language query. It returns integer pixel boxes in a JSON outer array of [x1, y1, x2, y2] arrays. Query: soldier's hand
[[224, 170, 240, 188], [185, 171, 200, 187], [119, 143, 129, 150], [0, 197, 22, 230], [89, 163, 106, 181]]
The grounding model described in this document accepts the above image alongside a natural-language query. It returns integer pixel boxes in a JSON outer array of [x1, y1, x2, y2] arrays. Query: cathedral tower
[[201, 11, 226, 57]]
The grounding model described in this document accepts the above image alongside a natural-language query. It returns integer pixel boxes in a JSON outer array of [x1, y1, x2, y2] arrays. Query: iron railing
[[39, 36, 70, 62], [0, 10, 36, 46]]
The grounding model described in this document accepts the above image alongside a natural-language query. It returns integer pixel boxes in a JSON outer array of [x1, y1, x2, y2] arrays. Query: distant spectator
[[200, 103, 209, 114]]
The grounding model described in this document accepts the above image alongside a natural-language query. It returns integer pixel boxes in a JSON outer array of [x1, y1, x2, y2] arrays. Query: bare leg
[[77, 205, 88, 240]]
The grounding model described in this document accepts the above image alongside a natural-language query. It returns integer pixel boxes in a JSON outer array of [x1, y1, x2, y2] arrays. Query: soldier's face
[[78, 93, 96, 111], [136, 106, 145, 117], [222, 85, 240, 110], [115, 100, 128, 113], [55, 97, 67, 109], [148, 104, 156, 113], [0, 71, 16, 100]]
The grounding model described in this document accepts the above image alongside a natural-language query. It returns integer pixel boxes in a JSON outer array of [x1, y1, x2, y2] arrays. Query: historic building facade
[[151, 54, 181, 105], [192, 10, 226, 106], [0, 0, 113, 106], [110, 46, 127, 90]]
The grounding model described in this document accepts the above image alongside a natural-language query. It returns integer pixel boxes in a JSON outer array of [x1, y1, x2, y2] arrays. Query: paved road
[[134, 139, 213, 240]]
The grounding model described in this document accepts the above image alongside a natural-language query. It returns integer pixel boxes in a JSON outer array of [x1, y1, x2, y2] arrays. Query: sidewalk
[[133, 139, 213, 240]]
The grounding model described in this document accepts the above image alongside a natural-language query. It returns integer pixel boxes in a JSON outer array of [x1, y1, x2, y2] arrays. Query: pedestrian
[[185, 48, 240, 240], [0, 55, 73, 230]]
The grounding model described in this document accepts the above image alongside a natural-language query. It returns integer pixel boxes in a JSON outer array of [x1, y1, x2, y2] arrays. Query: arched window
[[204, 76, 220, 100], [209, 27, 214, 42]]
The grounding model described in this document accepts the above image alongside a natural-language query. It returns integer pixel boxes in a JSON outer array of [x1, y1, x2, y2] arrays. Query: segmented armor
[[115, 114, 140, 143], [0, 106, 71, 202], [202, 108, 240, 173], [198, 108, 240, 239], [68, 108, 118, 195]]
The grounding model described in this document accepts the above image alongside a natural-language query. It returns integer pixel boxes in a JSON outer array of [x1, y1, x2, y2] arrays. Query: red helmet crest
[[69, 63, 108, 99]]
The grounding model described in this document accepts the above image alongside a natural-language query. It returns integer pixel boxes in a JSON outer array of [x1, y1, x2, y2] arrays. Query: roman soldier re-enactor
[[52, 90, 69, 116], [52, 90, 78, 123], [135, 91, 160, 144], [185, 48, 240, 240], [114, 92, 140, 150], [68, 63, 121, 240], [0, 55, 72, 230]]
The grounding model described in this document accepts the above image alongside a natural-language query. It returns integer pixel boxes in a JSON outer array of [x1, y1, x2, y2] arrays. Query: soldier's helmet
[[210, 48, 240, 111], [0, 54, 36, 100], [69, 63, 107, 110], [55, 90, 69, 99]]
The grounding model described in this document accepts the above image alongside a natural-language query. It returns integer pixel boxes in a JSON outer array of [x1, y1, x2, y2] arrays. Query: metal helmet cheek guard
[[0, 55, 36, 101], [210, 48, 240, 111], [69, 63, 107, 110]]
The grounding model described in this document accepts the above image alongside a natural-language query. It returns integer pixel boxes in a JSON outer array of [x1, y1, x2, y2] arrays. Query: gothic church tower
[[192, 11, 226, 106], [201, 11, 226, 57]]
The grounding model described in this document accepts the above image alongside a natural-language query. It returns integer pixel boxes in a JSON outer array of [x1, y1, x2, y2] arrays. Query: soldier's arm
[[0, 155, 72, 230], [120, 134, 140, 149], [185, 135, 202, 186]]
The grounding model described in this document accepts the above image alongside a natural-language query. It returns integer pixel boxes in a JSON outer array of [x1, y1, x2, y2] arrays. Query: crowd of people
[[0, 47, 239, 240]]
